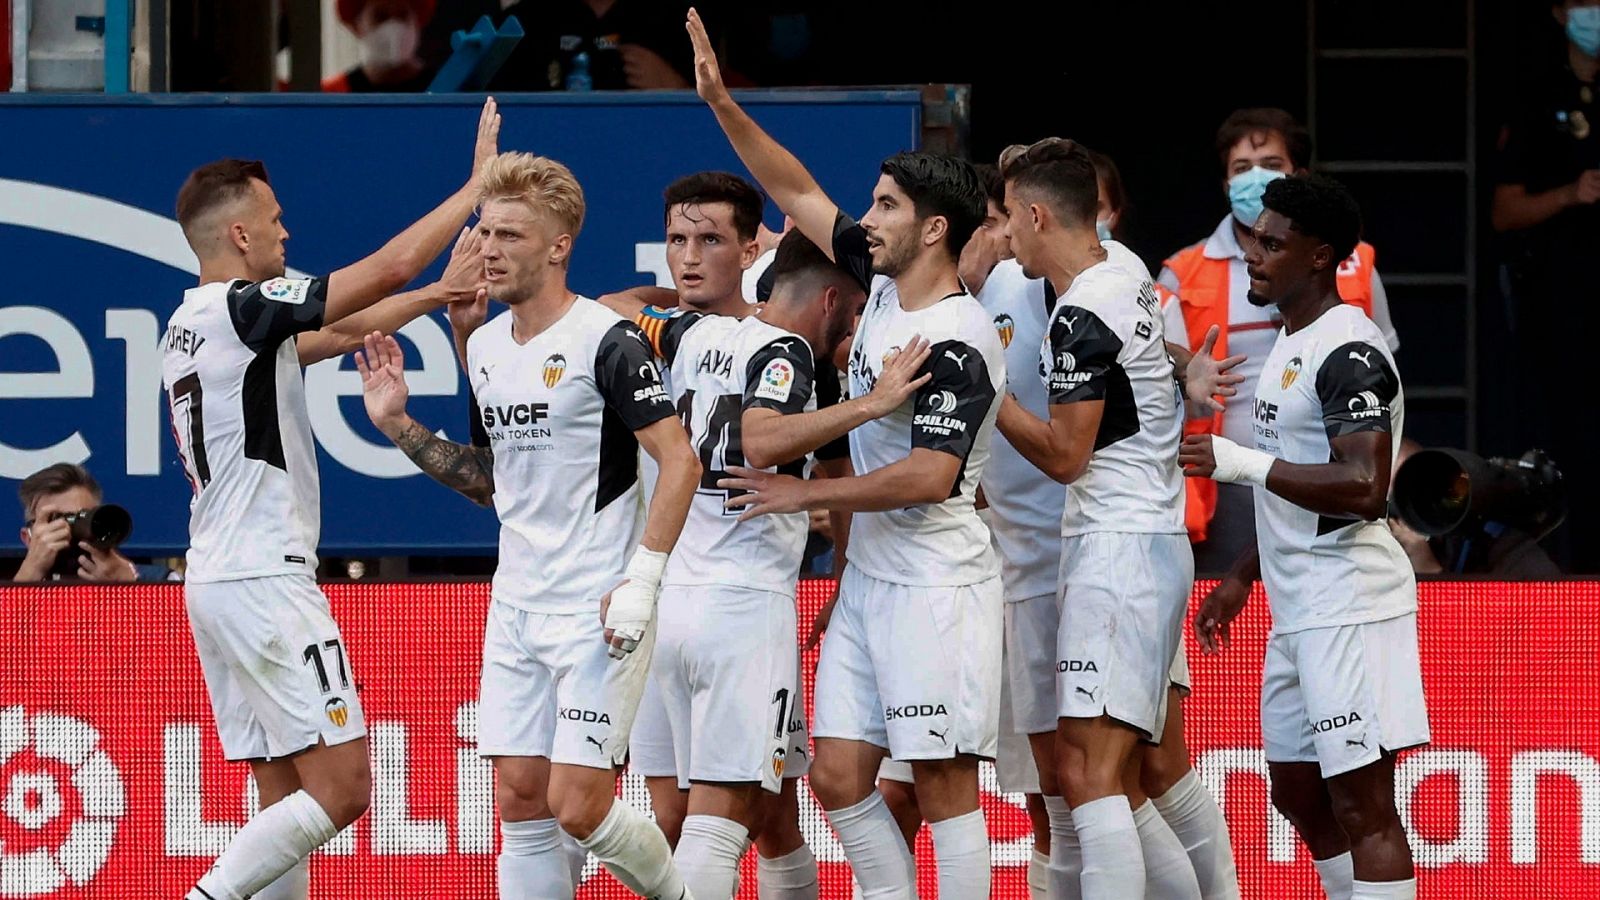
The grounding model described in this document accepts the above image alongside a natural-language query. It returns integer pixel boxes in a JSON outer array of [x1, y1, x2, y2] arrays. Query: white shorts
[[1004, 592, 1061, 736], [1170, 640, 1192, 694], [186, 575, 367, 762], [1056, 532, 1193, 741], [1261, 613, 1431, 778], [996, 654, 1041, 793], [814, 565, 1002, 761], [629, 676, 677, 779], [878, 757, 912, 783], [477, 602, 620, 769], [654, 584, 806, 793]]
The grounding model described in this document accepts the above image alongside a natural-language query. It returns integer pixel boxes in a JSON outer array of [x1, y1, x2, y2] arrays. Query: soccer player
[[687, 11, 1005, 900], [995, 138, 1199, 900], [359, 152, 702, 900], [1180, 175, 1429, 900], [600, 228, 940, 900], [164, 99, 500, 900]]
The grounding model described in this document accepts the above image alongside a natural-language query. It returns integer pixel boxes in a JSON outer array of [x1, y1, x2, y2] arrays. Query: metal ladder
[[1306, 0, 1478, 451]]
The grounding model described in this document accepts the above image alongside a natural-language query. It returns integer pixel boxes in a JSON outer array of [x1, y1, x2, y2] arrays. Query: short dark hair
[[663, 171, 764, 242], [1085, 148, 1127, 220], [972, 162, 1005, 208], [767, 229, 857, 298], [18, 463, 101, 521], [176, 159, 270, 235], [1261, 174, 1362, 262], [999, 138, 1098, 227], [1215, 108, 1313, 171], [878, 152, 986, 260]]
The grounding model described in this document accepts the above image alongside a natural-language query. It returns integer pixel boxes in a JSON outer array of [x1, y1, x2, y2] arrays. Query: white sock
[[1152, 770, 1240, 900], [559, 826, 589, 887], [928, 810, 990, 900], [757, 844, 819, 900], [1027, 848, 1049, 900], [1043, 795, 1083, 900], [1351, 878, 1417, 900], [1072, 795, 1144, 900], [825, 793, 916, 900], [188, 790, 337, 900], [498, 818, 576, 900], [250, 858, 308, 900], [1312, 852, 1354, 900], [674, 815, 750, 900], [1133, 800, 1202, 899], [577, 799, 689, 899]]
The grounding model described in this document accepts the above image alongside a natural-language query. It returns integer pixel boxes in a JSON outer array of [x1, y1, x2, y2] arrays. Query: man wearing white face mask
[[1157, 108, 1399, 575], [323, 0, 436, 93]]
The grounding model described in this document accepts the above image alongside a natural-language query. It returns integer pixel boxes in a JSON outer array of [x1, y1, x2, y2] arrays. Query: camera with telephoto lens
[[48, 504, 134, 578], [1391, 448, 1565, 541]]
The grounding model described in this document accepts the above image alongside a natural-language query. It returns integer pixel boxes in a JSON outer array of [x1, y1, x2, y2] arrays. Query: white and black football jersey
[[1040, 250, 1186, 537], [832, 213, 1005, 587], [975, 259, 1063, 602], [466, 297, 676, 615], [634, 308, 844, 591], [1250, 304, 1415, 633], [161, 277, 328, 583]]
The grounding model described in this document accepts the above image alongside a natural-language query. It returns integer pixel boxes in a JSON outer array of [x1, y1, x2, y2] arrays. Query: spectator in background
[[1086, 147, 1129, 242], [1158, 107, 1400, 575], [322, 0, 436, 93], [1491, 0, 1600, 571], [11, 463, 166, 583], [493, 0, 700, 91]]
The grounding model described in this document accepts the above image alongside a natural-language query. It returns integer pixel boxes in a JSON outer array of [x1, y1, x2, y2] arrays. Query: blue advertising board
[[0, 91, 922, 553]]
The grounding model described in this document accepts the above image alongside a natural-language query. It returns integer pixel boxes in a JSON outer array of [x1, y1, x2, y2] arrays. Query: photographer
[[12, 463, 152, 583]]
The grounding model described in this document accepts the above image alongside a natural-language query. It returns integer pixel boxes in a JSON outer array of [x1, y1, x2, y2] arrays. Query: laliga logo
[[0, 706, 125, 896]]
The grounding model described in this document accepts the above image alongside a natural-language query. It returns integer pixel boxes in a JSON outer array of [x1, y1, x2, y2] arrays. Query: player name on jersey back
[[1039, 253, 1186, 538], [161, 277, 329, 582], [467, 298, 674, 615], [637, 308, 827, 592], [1251, 304, 1416, 633]]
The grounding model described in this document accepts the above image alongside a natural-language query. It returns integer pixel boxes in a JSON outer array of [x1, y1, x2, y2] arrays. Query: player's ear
[[821, 284, 840, 317], [549, 233, 573, 267], [923, 214, 949, 249], [740, 237, 760, 270], [19, 526, 31, 547], [229, 221, 250, 255], [1310, 241, 1334, 273]]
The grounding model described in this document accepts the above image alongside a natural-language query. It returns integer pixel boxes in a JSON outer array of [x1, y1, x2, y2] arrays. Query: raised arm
[[357, 332, 494, 506], [299, 225, 487, 365], [686, 9, 841, 260], [595, 286, 681, 321], [322, 98, 501, 326]]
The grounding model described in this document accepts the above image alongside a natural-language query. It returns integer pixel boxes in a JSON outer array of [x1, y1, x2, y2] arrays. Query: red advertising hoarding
[[1, 580, 1596, 898]]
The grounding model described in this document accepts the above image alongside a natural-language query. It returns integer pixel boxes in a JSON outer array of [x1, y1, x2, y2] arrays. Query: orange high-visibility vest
[[1164, 239, 1377, 543]]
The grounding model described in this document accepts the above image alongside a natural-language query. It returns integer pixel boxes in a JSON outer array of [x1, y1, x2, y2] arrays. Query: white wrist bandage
[[1209, 436, 1275, 486]]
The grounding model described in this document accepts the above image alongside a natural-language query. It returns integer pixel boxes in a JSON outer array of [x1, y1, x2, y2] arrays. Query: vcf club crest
[[325, 697, 351, 728], [1280, 354, 1303, 390], [543, 354, 567, 389], [994, 314, 1015, 348]]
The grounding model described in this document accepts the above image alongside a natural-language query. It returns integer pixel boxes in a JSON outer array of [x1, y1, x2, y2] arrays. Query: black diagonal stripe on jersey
[[241, 349, 286, 470], [830, 211, 875, 293], [1316, 514, 1361, 536], [1316, 340, 1399, 439], [1093, 363, 1139, 451], [912, 339, 996, 463], [595, 403, 639, 513], [813, 364, 850, 462], [1044, 305, 1140, 449], [226, 278, 328, 353]]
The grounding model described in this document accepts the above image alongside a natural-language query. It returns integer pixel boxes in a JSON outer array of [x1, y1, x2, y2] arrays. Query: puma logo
[[928, 727, 949, 745], [1349, 350, 1373, 368], [943, 349, 969, 370], [1062, 315, 1079, 334], [772, 340, 795, 352], [1075, 685, 1099, 703], [585, 735, 605, 751], [1345, 737, 1369, 750], [479, 365, 491, 382]]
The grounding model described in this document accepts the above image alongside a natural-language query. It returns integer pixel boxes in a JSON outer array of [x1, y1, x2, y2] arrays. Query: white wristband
[[624, 546, 669, 592], [1209, 436, 1275, 486]]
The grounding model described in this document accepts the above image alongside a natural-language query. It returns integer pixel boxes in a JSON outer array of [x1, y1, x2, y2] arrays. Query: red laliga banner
[[0, 580, 1597, 898]]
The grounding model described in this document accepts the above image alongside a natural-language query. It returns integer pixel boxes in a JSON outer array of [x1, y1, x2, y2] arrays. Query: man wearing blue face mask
[[1490, 1, 1600, 572], [1157, 108, 1400, 576]]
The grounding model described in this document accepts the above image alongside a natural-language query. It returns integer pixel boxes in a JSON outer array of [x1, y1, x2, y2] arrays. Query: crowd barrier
[[1, 579, 1596, 898]]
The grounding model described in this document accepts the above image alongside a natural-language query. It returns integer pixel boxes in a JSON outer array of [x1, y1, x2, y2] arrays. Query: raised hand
[[719, 466, 808, 521], [472, 96, 501, 184], [355, 332, 412, 438], [864, 335, 933, 417], [439, 225, 488, 304], [685, 8, 730, 106], [1186, 324, 1247, 413]]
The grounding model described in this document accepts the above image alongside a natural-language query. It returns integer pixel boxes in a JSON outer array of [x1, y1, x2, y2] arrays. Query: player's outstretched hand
[[686, 8, 730, 107], [1178, 433, 1217, 478], [719, 466, 807, 520], [864, 335, 933, 417], [1195, 577, 1249, 655], [1186, 325, 1247, 413], [439, 225, 488, 304], [472, 96, 501, 184], [355, 332, 411, 438]]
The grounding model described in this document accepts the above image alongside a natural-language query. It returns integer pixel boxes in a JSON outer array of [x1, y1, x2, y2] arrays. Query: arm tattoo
[[392, 419, 495, 506]]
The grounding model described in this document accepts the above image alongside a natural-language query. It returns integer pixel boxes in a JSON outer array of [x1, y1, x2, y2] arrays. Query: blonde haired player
[[360, 151, 703, 900]]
